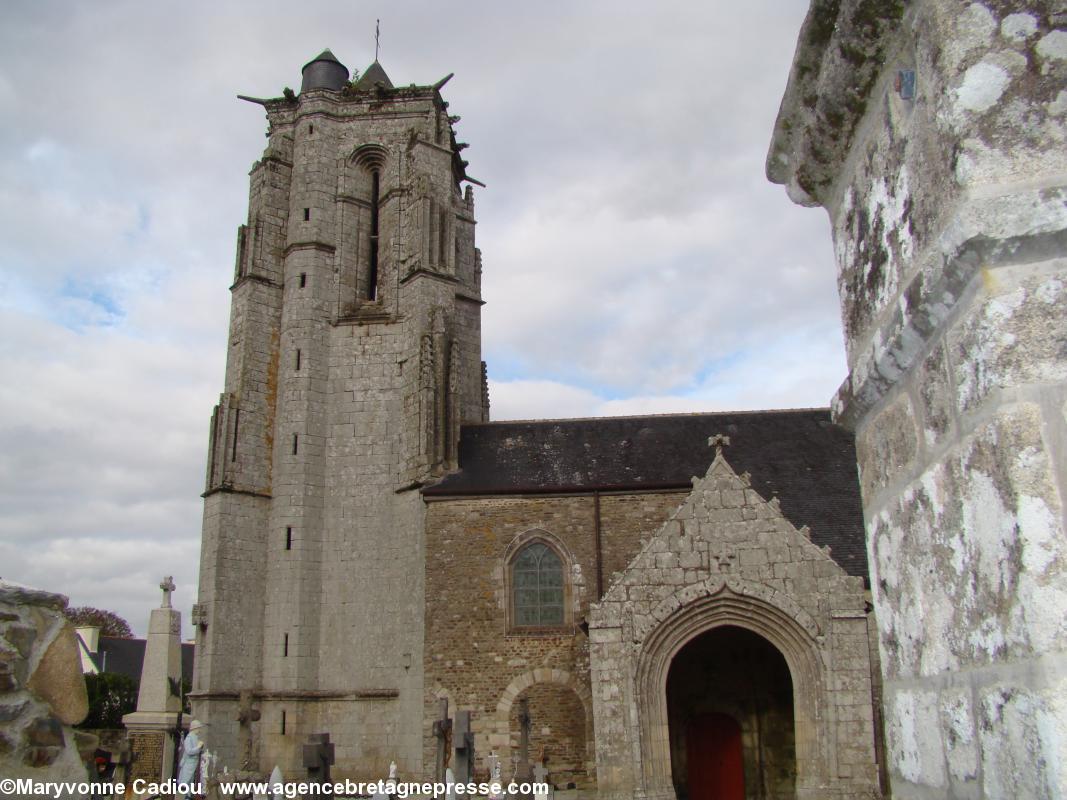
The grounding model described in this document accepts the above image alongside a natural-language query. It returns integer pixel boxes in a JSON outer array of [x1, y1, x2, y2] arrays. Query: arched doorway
[[508, 683, 591, 789], [666, 626, 796, 800]]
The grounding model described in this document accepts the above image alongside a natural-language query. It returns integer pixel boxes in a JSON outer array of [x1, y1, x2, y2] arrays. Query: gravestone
[[453, 710, 474, 783], [122, 577, 185, 785], [515, 699, 532, 782], [431, 697, 452, 781], [302, 732, 335, 792], [532, 763, 550, 800]]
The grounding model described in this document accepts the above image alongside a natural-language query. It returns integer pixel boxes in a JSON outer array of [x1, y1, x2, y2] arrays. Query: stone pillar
[[123, 577, 184, 785], [768, 2, 1067, 797]]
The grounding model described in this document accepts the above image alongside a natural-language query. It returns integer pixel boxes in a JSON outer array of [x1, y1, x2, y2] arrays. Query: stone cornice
[[766, 0, 906, 207], [284, 240, 336, 256]]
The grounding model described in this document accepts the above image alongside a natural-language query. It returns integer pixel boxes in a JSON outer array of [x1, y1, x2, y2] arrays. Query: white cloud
[[0, 0, 840, 636]]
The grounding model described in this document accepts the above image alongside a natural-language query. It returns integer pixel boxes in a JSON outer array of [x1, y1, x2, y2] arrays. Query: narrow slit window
[[295, 349, 301, 371], [283, 633, 289, 657], [368, 170, 380, 300], [439, 209, 448, 266], [309, 124, 314, 135], [285, 527, 292, 551], [299, 272, 307, 288], [292, 434, 299, 455], [303, 208, 310, 221], [281, 710, 286, 735], [231, 409, 240, 462]]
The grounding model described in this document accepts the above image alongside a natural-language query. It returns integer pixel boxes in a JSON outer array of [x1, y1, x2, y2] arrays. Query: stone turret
[[300, 49, 348, 93], [192, 50, 487, 778]]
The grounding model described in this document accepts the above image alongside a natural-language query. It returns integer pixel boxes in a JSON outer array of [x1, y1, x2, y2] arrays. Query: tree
[[64, 606, 134, 638], [78, 673, 138, 729]]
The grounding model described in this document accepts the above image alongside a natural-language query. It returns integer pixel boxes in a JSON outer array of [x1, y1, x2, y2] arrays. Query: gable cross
[[708, 434, 731, 458]]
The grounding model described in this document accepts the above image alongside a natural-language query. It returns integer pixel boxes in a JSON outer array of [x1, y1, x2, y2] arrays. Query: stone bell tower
[[191, 48, 488, 778]]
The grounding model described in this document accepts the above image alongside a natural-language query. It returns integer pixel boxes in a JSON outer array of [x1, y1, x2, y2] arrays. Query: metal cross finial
[[160, 576, 176, 608], [375, 19, 381, 61]]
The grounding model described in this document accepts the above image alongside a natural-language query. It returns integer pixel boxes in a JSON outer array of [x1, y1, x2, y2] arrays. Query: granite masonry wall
[[587, 452, 881, 800], [769, 2, 1067, 797], [421, 491, 684, 788]]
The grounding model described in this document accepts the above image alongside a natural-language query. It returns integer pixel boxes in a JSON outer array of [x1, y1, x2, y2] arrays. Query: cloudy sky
[[0, 0, 840, 636]]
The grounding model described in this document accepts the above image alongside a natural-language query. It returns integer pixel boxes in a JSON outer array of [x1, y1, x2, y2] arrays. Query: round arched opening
[[508, 683, 591, 789], [666, 625, 796, 800]]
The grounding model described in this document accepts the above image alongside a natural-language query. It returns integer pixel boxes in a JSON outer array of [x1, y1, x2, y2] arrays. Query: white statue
[[177, 720, 207, 797], [487, 752, 504, 800], [445, 766, 456, 800], [269, 765, 284, 800]]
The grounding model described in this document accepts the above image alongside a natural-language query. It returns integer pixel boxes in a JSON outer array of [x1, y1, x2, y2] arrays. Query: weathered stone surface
[[950, 267, 1067, 413], [870, 403, 1067, 679], [25, 624, 88, 726], [771, 2, 1067, 797], [4, 624, 37, 660], [0, 581, 90, 784], [855, 392, 918, 501], [0, 699, 28, 722], [24, 716, 65, 748], [917, 341, 953, 448]]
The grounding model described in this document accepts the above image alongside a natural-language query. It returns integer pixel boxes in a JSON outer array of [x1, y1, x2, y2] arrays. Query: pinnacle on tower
[[353, 60, 394, 92]]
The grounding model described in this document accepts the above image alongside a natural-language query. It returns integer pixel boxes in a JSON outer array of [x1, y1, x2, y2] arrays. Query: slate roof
[[90, 637, 195, 685], [303, 48, 344, 69], [424, 409, 869, 578]]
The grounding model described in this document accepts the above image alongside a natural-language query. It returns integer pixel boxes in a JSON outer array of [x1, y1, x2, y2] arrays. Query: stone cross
[[708, 434, 731, 458], [454, 710, 474, 783], [515, 699, 532, 782], [432, 697, 453, 780], [159, 576, 176, 608], [236, 690, 261, 772], [532, 763, 550, 800], [302, 732, 335, 788]]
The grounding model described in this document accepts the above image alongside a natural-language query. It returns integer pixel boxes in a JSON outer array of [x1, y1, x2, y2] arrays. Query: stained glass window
[[513, 542, 564, 627]]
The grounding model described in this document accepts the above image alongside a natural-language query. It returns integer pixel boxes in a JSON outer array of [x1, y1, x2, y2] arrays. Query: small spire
[[353, 60, 394, 92]]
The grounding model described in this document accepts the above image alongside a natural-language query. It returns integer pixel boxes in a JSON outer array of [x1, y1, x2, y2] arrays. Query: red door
[[686, 713, 745, 800]]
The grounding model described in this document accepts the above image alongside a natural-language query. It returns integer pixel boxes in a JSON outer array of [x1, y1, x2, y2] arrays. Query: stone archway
[[633, 586, 828, 800], [667, 626, 796, 800], [493, 669, 595, 786]]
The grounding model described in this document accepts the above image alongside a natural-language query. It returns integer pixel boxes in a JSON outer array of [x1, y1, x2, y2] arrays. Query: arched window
[[513, 542, 564, 627]]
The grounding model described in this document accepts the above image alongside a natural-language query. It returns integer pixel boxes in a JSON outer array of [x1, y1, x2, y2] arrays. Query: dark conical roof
[[304, 48, 343, 69], [300, 48, 349, 93], [354, 60, 394, 91]]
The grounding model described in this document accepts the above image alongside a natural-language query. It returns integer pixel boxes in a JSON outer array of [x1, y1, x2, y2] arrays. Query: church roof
[[88, 636, 195, 684], [353, 60, 394, 91], [424, 409, 869, 578]]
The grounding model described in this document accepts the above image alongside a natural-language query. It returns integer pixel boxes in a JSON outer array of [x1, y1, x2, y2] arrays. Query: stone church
[[190, 47, 887, 800]]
